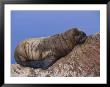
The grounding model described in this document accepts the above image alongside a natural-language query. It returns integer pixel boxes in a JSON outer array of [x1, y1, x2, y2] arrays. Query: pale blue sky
[[11, 10, 100, 64]]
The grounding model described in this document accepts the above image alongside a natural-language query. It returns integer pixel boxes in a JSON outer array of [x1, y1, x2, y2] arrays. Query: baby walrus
[[14, 28, 87, 69]]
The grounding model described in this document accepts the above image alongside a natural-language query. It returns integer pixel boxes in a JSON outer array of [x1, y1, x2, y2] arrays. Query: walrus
[[14, 28, 87, 69]]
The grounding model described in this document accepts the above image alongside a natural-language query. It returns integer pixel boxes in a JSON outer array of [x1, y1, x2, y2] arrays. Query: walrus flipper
[[42, 57, 57, 70], [18, 57, 57, 69], [19, 60, 43, 68]]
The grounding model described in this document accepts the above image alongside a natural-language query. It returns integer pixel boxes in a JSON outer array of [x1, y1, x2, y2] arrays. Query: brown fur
[[14, 28, 87, 69]]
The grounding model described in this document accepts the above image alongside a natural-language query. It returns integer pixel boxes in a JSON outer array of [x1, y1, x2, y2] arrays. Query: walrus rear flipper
[[17, 57, 57, 70], [42, 57, 57, 70], [18, 60, 43, 69]]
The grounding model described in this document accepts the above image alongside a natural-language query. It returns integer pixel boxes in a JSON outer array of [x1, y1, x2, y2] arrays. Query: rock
[[11, 32, 100, 77]]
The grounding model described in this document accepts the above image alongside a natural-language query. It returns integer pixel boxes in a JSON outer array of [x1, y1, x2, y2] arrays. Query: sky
[[11, 10, 100, 64]]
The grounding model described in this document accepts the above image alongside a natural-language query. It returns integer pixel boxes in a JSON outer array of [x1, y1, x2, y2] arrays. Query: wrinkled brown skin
[[14, 28, 87, 69]]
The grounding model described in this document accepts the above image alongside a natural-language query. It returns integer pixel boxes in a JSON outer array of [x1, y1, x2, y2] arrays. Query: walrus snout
[[77, 31, 87, 44]]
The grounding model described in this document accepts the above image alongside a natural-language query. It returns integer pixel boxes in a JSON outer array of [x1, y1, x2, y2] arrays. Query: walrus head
[[74, 29, 87, 44], [65, 28, 87, 45]]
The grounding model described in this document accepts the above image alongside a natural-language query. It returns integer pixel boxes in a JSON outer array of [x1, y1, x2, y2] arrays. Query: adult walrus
[[14, 28, 87, 69]]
